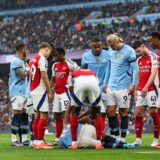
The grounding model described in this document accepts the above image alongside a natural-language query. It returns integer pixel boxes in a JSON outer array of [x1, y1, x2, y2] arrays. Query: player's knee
[[119, 109, 128, 117], [71, 107, 80, 116], [101, 112, 106, 117], [13, 110, 22, 114], [55, 112, 63, 119], [149, 107, 158, 114], [134, 110, 143, 117], [91, 107, 100, 118], [40, 112, 48, 119], [107, 108, 116, 117]]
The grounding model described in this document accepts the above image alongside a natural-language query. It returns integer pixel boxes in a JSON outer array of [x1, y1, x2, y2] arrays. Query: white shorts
[[10, 96, 27, 110], [26, 97, 35, 115], [72, 76, 101, 108], [136, 90, 158, 107], [101, 92, 107, 112], [53, 91, 71, 113], [157, 89, 160, 108], [107, 89, 131, 108], [77, 124, 100, 148], [32, 93, 49, 112]]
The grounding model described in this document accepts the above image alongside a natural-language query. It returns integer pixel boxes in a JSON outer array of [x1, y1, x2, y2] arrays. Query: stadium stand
[[0, 0, 160, 55], [0, 77, 11, 129], [0, 0, 107, 10]]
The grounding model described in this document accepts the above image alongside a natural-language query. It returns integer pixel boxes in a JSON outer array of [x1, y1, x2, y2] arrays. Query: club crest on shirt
[[96, 59, 99, 64], [114, 52, 119, 58]]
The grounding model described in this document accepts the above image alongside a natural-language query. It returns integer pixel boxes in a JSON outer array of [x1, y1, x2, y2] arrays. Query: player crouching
[[68, 68, 104, 149]]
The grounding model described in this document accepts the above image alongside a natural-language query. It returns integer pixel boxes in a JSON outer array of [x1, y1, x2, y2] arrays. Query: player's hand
[[69, 86, 73, 95], [141, 87, 148, 98], [103, 84, 107, 93], [128, 85, 135, 95], [48, 93, 53, 103]]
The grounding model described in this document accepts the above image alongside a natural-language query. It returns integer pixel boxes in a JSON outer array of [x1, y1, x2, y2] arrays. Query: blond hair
[[107, 33, 123, 43]]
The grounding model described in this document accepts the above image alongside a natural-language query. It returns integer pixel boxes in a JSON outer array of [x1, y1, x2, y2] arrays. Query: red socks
[[38, 119, 47, 140], [101, 116, 106, 133], [158, 111, 160, 119], [135, 116, 143, 139], [94, 116, 103, 140], [70, 116, 78, 141], [32, 119, 39, 140], [56, 118, 63, 138], [150, 112, 160, 139]]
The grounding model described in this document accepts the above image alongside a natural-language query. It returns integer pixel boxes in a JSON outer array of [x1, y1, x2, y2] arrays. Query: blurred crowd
[[0, 77, 11, 129], [96, 1, 143, 18], [0, 1, 160, 54], [147, 0, 160, 13], [0, 0, 106, 10]]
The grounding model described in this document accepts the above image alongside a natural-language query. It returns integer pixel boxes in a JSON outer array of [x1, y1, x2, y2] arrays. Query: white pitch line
[[135, 151, 160, 154]]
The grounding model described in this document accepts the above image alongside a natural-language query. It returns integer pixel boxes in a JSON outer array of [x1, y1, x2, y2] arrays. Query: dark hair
[[56, 47, 65, 55], [149, 32, 160, 40], [92, 37, 101, 43], [132, 41, 143, 49], [38, 42, 52, 50], [15, 41, 26, 51]]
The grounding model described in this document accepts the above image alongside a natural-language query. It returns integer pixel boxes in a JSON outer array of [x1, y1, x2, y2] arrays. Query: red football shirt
[[157, 50, 160, 88], [137, 52, 158, 91], [72, 69, 96, 78], [52, 58, 79, 94], [29, 53, 48, 95]]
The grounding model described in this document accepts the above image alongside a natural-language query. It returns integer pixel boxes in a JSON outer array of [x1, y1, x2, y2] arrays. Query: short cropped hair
[[38, 42, 52, 50], [15, 41, 26, 51], [92, 37, 101, 43], [56, 47, 65, 55], [132, 41, 143, 49], [148, 32, 160, 40]]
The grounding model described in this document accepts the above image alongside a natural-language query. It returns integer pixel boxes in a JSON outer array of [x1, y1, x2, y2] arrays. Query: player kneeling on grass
[[29, 42, 53, 149], [59, 111, 139, 149], [69, 68, 104, 149], [132, 41, 160, 147]]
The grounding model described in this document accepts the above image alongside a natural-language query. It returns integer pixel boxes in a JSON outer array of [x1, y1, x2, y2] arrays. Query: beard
[[22, 51, 27, 60]]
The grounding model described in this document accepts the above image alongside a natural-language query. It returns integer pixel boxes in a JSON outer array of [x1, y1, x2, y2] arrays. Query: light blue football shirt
[[81, 49, 109, 91], [59, 124, 82, 148], [26, 80, 31, 98], [106, 44, 138, 90], [9, 56, 27, 97]]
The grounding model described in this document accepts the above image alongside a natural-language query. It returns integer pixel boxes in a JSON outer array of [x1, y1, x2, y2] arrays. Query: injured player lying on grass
[[59, 108, 140, 149]]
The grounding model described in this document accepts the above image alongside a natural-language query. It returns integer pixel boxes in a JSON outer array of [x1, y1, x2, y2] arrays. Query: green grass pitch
[[0, 134, 160, 160]]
